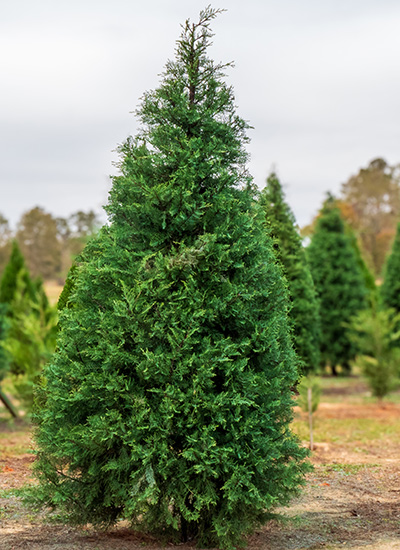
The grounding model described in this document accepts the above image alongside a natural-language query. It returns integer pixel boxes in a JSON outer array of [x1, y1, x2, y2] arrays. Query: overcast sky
[[2, 0, 400, 229]]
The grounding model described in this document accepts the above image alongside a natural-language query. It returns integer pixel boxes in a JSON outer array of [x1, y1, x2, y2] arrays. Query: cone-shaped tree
[[0, 304, 9, 381], [381, 222, 400, 312], [3, 269, 57, 408], [259, 173, 320, 374], [0, 240, 36, 305], [0, 239, 57, 406], [307, 195, 367, 374], [345, 226, 376, 305], [32, 9, 309, 548]]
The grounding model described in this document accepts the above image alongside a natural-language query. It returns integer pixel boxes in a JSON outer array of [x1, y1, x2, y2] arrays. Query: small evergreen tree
[[381, 222, 400, 313], [307, 195, 367, 374], [350, 306, 400, 400], [3, 270, 57, 409], [0, 240, 36, 305], [0, 304, 9, 381], [345, 225, 376, 305], [32, 9, 309, 549], [260, 173, 320, 374], [0, 242, 57, 409]]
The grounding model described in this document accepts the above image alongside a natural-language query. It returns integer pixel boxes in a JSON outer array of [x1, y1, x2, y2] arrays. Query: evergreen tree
[[307, 195, 367, 374], [350, 305, 400, 400], [0, 241, 57, 408], [345, 225, 376, 304], [259, 173, 320, 374], [381, 222, 400, 312], [32, 9, 309, 549], [57, 262, 77, 311], [0, 240, 36, 305], [3, 270, 57, 409], [0, 304, 9, 381]]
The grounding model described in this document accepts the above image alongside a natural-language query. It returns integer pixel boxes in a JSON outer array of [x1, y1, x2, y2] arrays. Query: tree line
[[0, 207, 101, 282], [303, 156, 400, 278]]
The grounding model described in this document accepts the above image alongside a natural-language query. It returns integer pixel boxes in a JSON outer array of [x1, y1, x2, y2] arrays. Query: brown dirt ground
[[1, 403, 400, 550]]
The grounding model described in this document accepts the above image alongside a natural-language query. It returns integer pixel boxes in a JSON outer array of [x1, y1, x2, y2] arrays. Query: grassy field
[[1, 376, 400, 549]]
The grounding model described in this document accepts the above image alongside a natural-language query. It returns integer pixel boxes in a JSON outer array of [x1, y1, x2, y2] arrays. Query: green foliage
[[0, 304, 9, 381], [381, 222, 400, 313], [350, 306, 400, 400], [0, 213, 11, 277], [259, 173, 320, 374], [307, 195, 367, 374], [0, 243, 57, 409], [57, 210, 101, 280], [32, 8, 310, 549], [345, 225, 376, 302], [57, 262, 79, 311], [297, 376, 321, 414], [2, 271, 57, 409], [0, 241, 36, 305]]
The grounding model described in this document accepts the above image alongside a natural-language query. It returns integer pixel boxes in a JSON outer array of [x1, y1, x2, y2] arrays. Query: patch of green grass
[[319, 463, 380, 476], [0, 487, 25, 499], [317, 374, 400, 404], [293, 416, 400, 445]]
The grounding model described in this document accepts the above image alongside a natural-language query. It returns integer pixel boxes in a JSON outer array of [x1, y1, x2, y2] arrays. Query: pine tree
[[307, 195, 367, 374], [32, 9, 309, 548], [381, 222, 400, 312], [259, 173, 320, 374]]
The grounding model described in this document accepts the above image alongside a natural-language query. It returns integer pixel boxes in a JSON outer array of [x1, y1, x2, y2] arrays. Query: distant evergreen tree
[[350, 305, 400, 400], [345, 226, 376, 304], [307, 195, 367, 374], [32, 9, 310, 549], [381, 222, 400, 313], [3, 270, 57, 409], [0, 241, 57, 408], [0, 304, 9, 381], [259, 173, 320, 374], [0, 240, 36, 305]]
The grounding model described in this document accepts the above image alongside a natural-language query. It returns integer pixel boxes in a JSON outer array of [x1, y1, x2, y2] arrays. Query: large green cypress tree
[[259, 173, 320, 374], [32, 9, 309, 548], [381, 222, 400, 312], [307, 195, 367, 374]]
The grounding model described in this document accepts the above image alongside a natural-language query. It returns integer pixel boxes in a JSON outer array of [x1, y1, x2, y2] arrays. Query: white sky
[[2, 0, 400, 228]]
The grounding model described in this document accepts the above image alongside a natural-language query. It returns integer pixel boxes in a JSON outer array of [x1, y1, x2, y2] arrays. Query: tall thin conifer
[[381, 222, 400, 312], [307, 196, 367, 374], [260, 173, 320, 374]]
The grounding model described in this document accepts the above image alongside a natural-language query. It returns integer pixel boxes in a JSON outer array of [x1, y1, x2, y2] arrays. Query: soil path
[[1, 402, 400, 549]]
